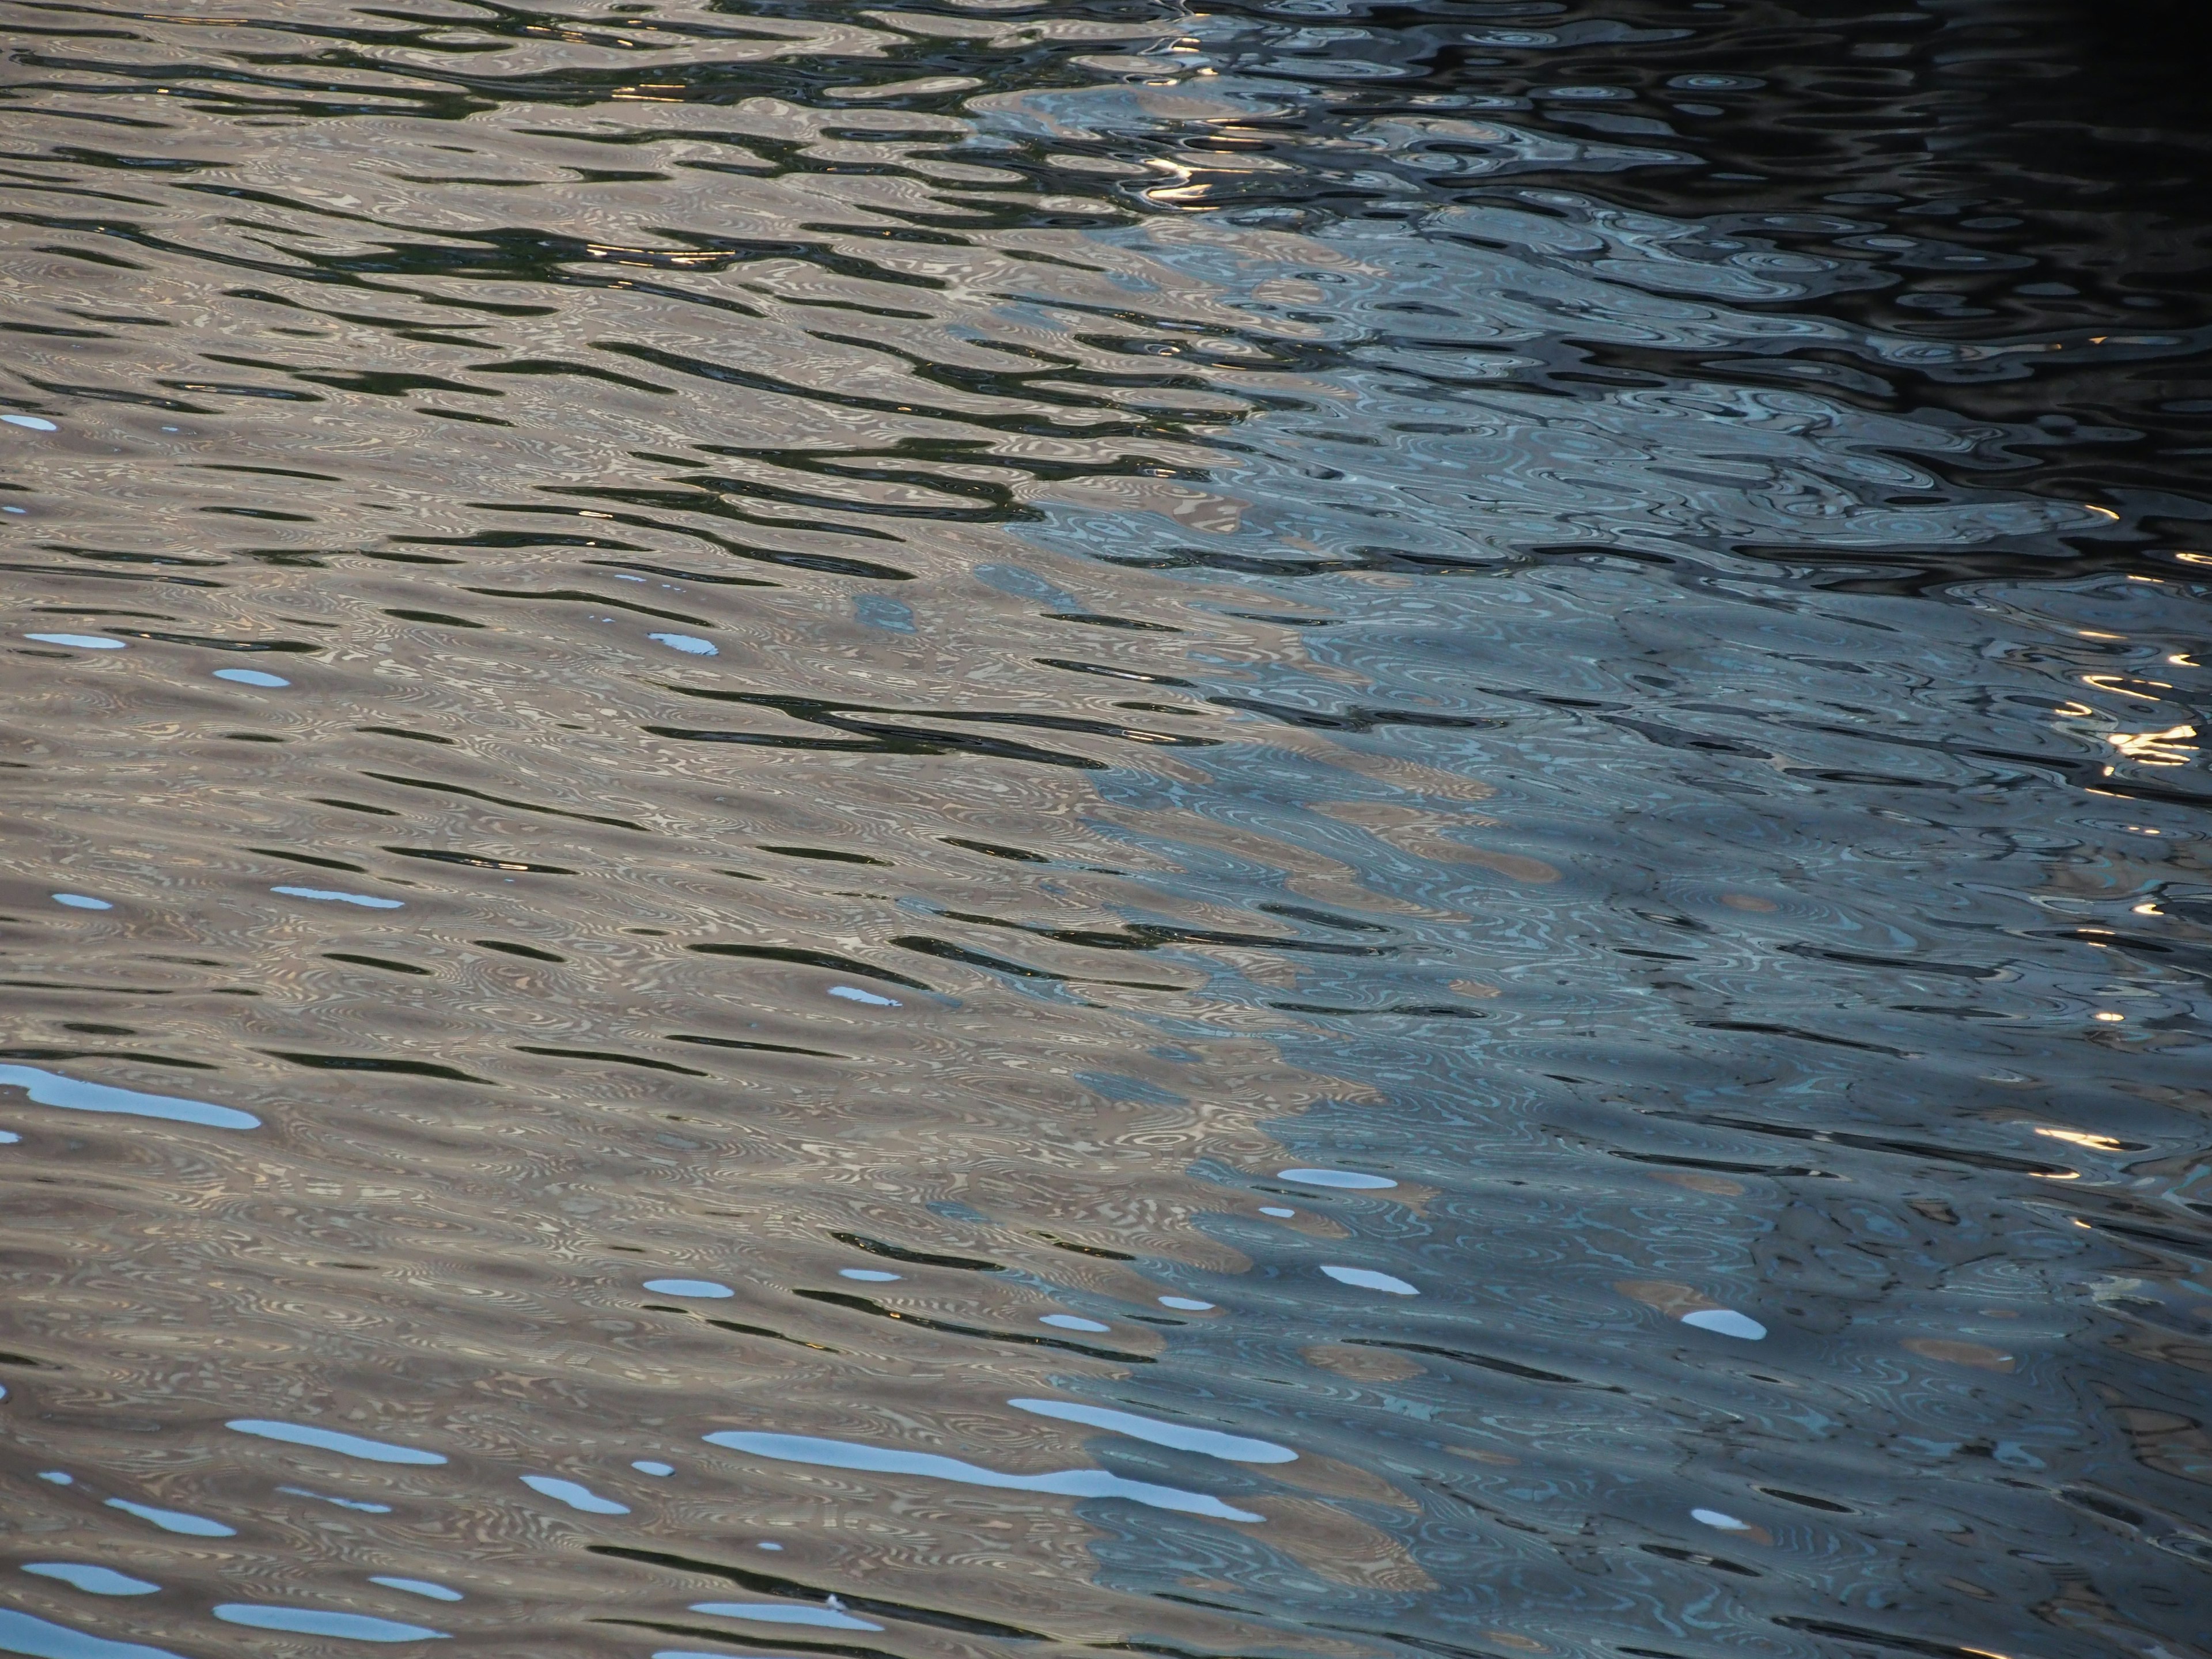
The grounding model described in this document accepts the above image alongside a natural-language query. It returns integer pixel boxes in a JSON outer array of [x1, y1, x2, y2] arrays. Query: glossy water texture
[[3, 1, 2211, 1656]]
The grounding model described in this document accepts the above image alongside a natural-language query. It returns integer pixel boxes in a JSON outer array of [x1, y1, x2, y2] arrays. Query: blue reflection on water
[[0, 1608, 184, 1659], [101, 1499, 232, 1538], [1009, 1399, 1296, 1464], [0, 1063, 262, 1130], [854, 595, 915, 634], [1319, 1265, 1419, 1296], [703, 1430, 1263, 1522], [645, 1278, 732, 1298], [271, 885, 404, 910], [213, 1605, 448, 1641], [1277, 1168, 1396, 1190], [279, 1487, 392, 1513], [20, 1566, 158, 1597], [1039, 1313, 1109, 1332], [520, 1475, 629, 1514], [368, 1578, 462, 1603], [230, 1419, 446, 1464], [1681, 1308, 1767, 1340], [691, 1603, 881, 1631]]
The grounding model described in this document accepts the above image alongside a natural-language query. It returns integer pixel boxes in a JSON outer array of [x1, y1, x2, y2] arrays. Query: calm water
[[3, 1, 2210, 1656]]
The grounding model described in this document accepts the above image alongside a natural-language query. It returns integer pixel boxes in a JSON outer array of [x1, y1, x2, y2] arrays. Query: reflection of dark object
[[828, 1232, 1002, 1272], [592, 1544, 1051, 1641], [1324, 0, 2212, 531], [2031, 925, 2212, 981]]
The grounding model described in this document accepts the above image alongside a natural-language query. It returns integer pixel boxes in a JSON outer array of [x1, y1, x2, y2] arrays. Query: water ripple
[[3, 2, 2209, 1658]]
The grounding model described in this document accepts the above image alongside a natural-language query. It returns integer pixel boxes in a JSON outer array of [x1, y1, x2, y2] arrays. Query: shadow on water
[[1, 1, 2209, 1656]]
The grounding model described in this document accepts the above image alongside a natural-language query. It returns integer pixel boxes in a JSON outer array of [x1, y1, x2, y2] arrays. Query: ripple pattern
[[2, 2, 2210, 1658]]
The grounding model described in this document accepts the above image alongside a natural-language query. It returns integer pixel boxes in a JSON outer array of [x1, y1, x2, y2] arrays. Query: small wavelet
[[825, 986, 899, 1006], [643, 1278, 733, 1299], [520, 1475, 630, 1515], [51, 895, 112, 911], [2, 415, 59, 431], [213, 669, 291, 688], [369, 1580, 462, 1603], [1277, 1168, 1397, 1190], [0, 1066, 258, 1131], [1680, 1309, 1767, 1340], [1010, 1398, 1296, 1464], [102, 1499, 233, 1537], [690, 1603, 882, 1631], [650, 634, 718, 656], [704, 1431, 1263, 1522], [0, 1608, 185, 1659], [271, 887, 404, 910], [278, 1488, 392, 1513], [1038, 1313, 1110, 1332], [213, 1605, 449, 1642], [839, 1268, 900, 1282], [1319, 1266, 1419, 1296], [24, 634, 123, 650], [229, 1420, 446, 1465], [20, 1565, 159, 1596]]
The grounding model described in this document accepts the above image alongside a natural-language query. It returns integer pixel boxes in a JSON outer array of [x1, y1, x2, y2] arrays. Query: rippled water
[[4, 0, 2211, 1655]]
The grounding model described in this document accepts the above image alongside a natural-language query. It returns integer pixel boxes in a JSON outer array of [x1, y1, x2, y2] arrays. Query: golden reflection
[[2105, 724, 2198, 764], [2035, 1128, 2130, 1152], [2081, 673, 2170, 700]]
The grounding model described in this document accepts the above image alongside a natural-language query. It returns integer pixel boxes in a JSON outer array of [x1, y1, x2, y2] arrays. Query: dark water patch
[[512, 1044, 711, 1077], [259, 1050, 497, 1085], [382, 846, 579, 873], [470, 938, 566, 962], [321, 952, 433, 976], [687, 944, 934, 991]]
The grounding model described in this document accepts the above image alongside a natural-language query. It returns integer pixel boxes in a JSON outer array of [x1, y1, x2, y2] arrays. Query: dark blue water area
[[1, 2, 2209, 1658]]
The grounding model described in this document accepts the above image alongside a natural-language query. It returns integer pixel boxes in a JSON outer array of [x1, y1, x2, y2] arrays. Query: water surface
[[3, 2, 2210, 1657]]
